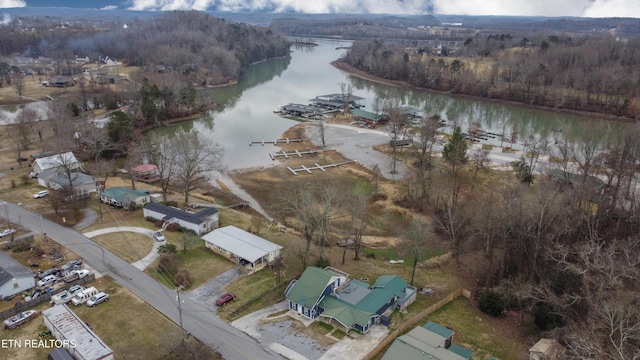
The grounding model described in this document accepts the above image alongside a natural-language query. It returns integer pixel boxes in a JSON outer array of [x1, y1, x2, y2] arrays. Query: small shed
[[202, 226, 282, 273], [0, 251, 36, 299], [529, 338, 566, 360], [43, 304, 114, 360]]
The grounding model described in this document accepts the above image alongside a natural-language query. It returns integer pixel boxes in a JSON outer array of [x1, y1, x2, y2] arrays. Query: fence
[[0, 274, 96, 321], [363, 288, 471, 360]]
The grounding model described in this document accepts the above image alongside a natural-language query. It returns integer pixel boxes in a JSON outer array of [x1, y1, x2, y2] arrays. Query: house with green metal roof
[[350, 108, 384, 126], [285, 267, 417, 333], [382, 321, 473, 360], [100, 187, 150, 209]]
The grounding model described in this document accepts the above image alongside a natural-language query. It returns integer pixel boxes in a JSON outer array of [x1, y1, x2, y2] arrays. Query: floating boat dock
[[249, 138, 308, 146], [269, 149, 334, 160], [287, 160, 356, 175]]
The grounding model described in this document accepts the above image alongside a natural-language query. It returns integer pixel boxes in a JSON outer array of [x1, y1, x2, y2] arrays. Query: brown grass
[[90, 232, 153, 263]]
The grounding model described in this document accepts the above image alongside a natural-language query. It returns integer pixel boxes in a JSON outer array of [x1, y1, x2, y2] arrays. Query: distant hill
[[21, 0, 126, 8]]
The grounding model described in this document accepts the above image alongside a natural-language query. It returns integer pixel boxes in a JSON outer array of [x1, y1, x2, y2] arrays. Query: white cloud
[[101, 5, 118, 10], [96, 0, 640, 18], [0, 0, 26, 8]]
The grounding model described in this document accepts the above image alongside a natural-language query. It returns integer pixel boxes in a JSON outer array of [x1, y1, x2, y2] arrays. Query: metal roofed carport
[[202, 226, 282, 273]]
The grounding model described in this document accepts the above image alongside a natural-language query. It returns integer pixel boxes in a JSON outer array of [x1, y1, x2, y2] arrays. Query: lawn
[[426, 297, 531, 360], [90, 232, 153, 263], [144, 243, 233, 290], [0, 277, 218, 360], [218, 270, 283, 321]]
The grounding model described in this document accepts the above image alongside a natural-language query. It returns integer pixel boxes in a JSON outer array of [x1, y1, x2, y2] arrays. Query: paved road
[[1, 201, 281, 360]]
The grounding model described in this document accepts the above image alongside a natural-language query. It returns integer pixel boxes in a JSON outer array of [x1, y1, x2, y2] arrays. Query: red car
[[216, 293, 236, 306]]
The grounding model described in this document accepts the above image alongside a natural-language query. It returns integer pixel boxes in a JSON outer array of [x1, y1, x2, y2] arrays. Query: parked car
[[86, 292, 109, 307], [0, 228, 16, 238], [216, 293, 236, 306], [50, 290, 71, 305], [63, 272, 79, 283], [152, 231, 165, 242], [75, 269, 90, 279], [3, 310, 38, 329], [61, 260, 82, 275], [37, 274, 57, 287], [38, 267, 60, 279], [34, 190, 49, 199], [71, 287, 98, 306], [68, 285, 84, 295]]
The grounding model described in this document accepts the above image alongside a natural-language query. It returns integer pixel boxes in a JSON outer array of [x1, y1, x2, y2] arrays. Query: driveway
[[83, 226, 163, 271], [183, 268, 243, 309], [232, 300, 389, 360], [306, 123, 408, 180]]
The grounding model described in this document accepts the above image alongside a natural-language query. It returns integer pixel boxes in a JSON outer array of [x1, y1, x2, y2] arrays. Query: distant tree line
[[0, 11, 290, 87], [341, 34, 640, 119]]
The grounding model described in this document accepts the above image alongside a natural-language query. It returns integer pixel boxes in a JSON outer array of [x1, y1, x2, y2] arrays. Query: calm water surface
[[152, 38, 627, 170]]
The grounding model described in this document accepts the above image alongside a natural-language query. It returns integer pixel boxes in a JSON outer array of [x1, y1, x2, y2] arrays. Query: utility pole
[[176, 286, 184, 342]]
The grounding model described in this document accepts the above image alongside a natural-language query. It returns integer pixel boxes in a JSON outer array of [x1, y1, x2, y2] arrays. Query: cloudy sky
[[0, 0, 639, 18]]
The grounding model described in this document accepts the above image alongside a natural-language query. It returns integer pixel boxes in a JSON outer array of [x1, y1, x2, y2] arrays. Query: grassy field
[[144, 243, 233, 290], [90, 232, 153, 263], [0, 277, 217, 360], [426, 297, 532, 360]]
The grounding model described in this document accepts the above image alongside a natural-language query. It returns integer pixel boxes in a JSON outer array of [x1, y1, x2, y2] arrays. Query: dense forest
[[340, 34, 640, 119], [0, 11, 290, 85]]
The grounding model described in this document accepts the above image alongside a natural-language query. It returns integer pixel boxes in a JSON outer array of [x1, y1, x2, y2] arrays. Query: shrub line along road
[[1, 201, 281, 360]]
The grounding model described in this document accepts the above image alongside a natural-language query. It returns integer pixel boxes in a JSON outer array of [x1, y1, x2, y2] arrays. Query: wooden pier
[[269, 149, 334, 160], [249, 137, 308, 146], [287, 161, 356, 175]]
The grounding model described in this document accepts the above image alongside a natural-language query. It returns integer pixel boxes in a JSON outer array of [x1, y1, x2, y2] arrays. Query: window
[[13, 282, 19, 289]]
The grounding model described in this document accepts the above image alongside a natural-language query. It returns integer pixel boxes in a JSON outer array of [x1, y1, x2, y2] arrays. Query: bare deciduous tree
[[170, 129, 223, 205]]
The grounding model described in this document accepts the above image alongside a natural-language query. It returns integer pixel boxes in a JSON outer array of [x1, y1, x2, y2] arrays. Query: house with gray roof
[[202, 226, 282, 272], [382, 321, 473, 360], [0, 251, 36, 299], [43, 304, 114, 360], [37, 170, 96, 193], [143, 203, 219, 235], [285, 267, 416, 333]]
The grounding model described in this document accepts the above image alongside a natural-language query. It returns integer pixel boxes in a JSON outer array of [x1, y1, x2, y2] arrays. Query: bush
[[478, 288, 507, 317], [158, 243, 178, 254], [157, 254, 180, 276], [315, 256, 331, 268], [175, 268, 191, 289], [534, 303, 564, 330], [166, 223, 180, 232], [146, 216, 159, 223]]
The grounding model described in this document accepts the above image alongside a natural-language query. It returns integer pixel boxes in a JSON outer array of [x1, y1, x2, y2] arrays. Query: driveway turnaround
[[2, 201, 281, 360], [83, 226, 162, 271]]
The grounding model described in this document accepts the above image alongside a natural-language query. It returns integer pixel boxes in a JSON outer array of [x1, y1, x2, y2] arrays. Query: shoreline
[[331, 60, 636, 124]]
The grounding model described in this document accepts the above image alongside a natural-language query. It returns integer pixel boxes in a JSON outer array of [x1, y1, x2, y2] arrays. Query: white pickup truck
[[50, 285, 84, 305]]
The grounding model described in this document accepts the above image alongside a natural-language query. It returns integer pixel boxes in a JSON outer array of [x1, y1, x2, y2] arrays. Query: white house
[[143, 203, 218, 235], [43, 304, 114, 360], [202, 225, 282, 273], [31, 152, 83, 177], [0, 251, 36, 299]]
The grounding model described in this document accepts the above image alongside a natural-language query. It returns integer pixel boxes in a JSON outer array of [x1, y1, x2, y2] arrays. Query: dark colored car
[[38, 267, 60, 279], [215, 293, 236, 306]]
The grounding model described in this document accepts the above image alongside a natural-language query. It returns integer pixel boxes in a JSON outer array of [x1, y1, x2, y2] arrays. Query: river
[[149, 38, 626, 170]]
